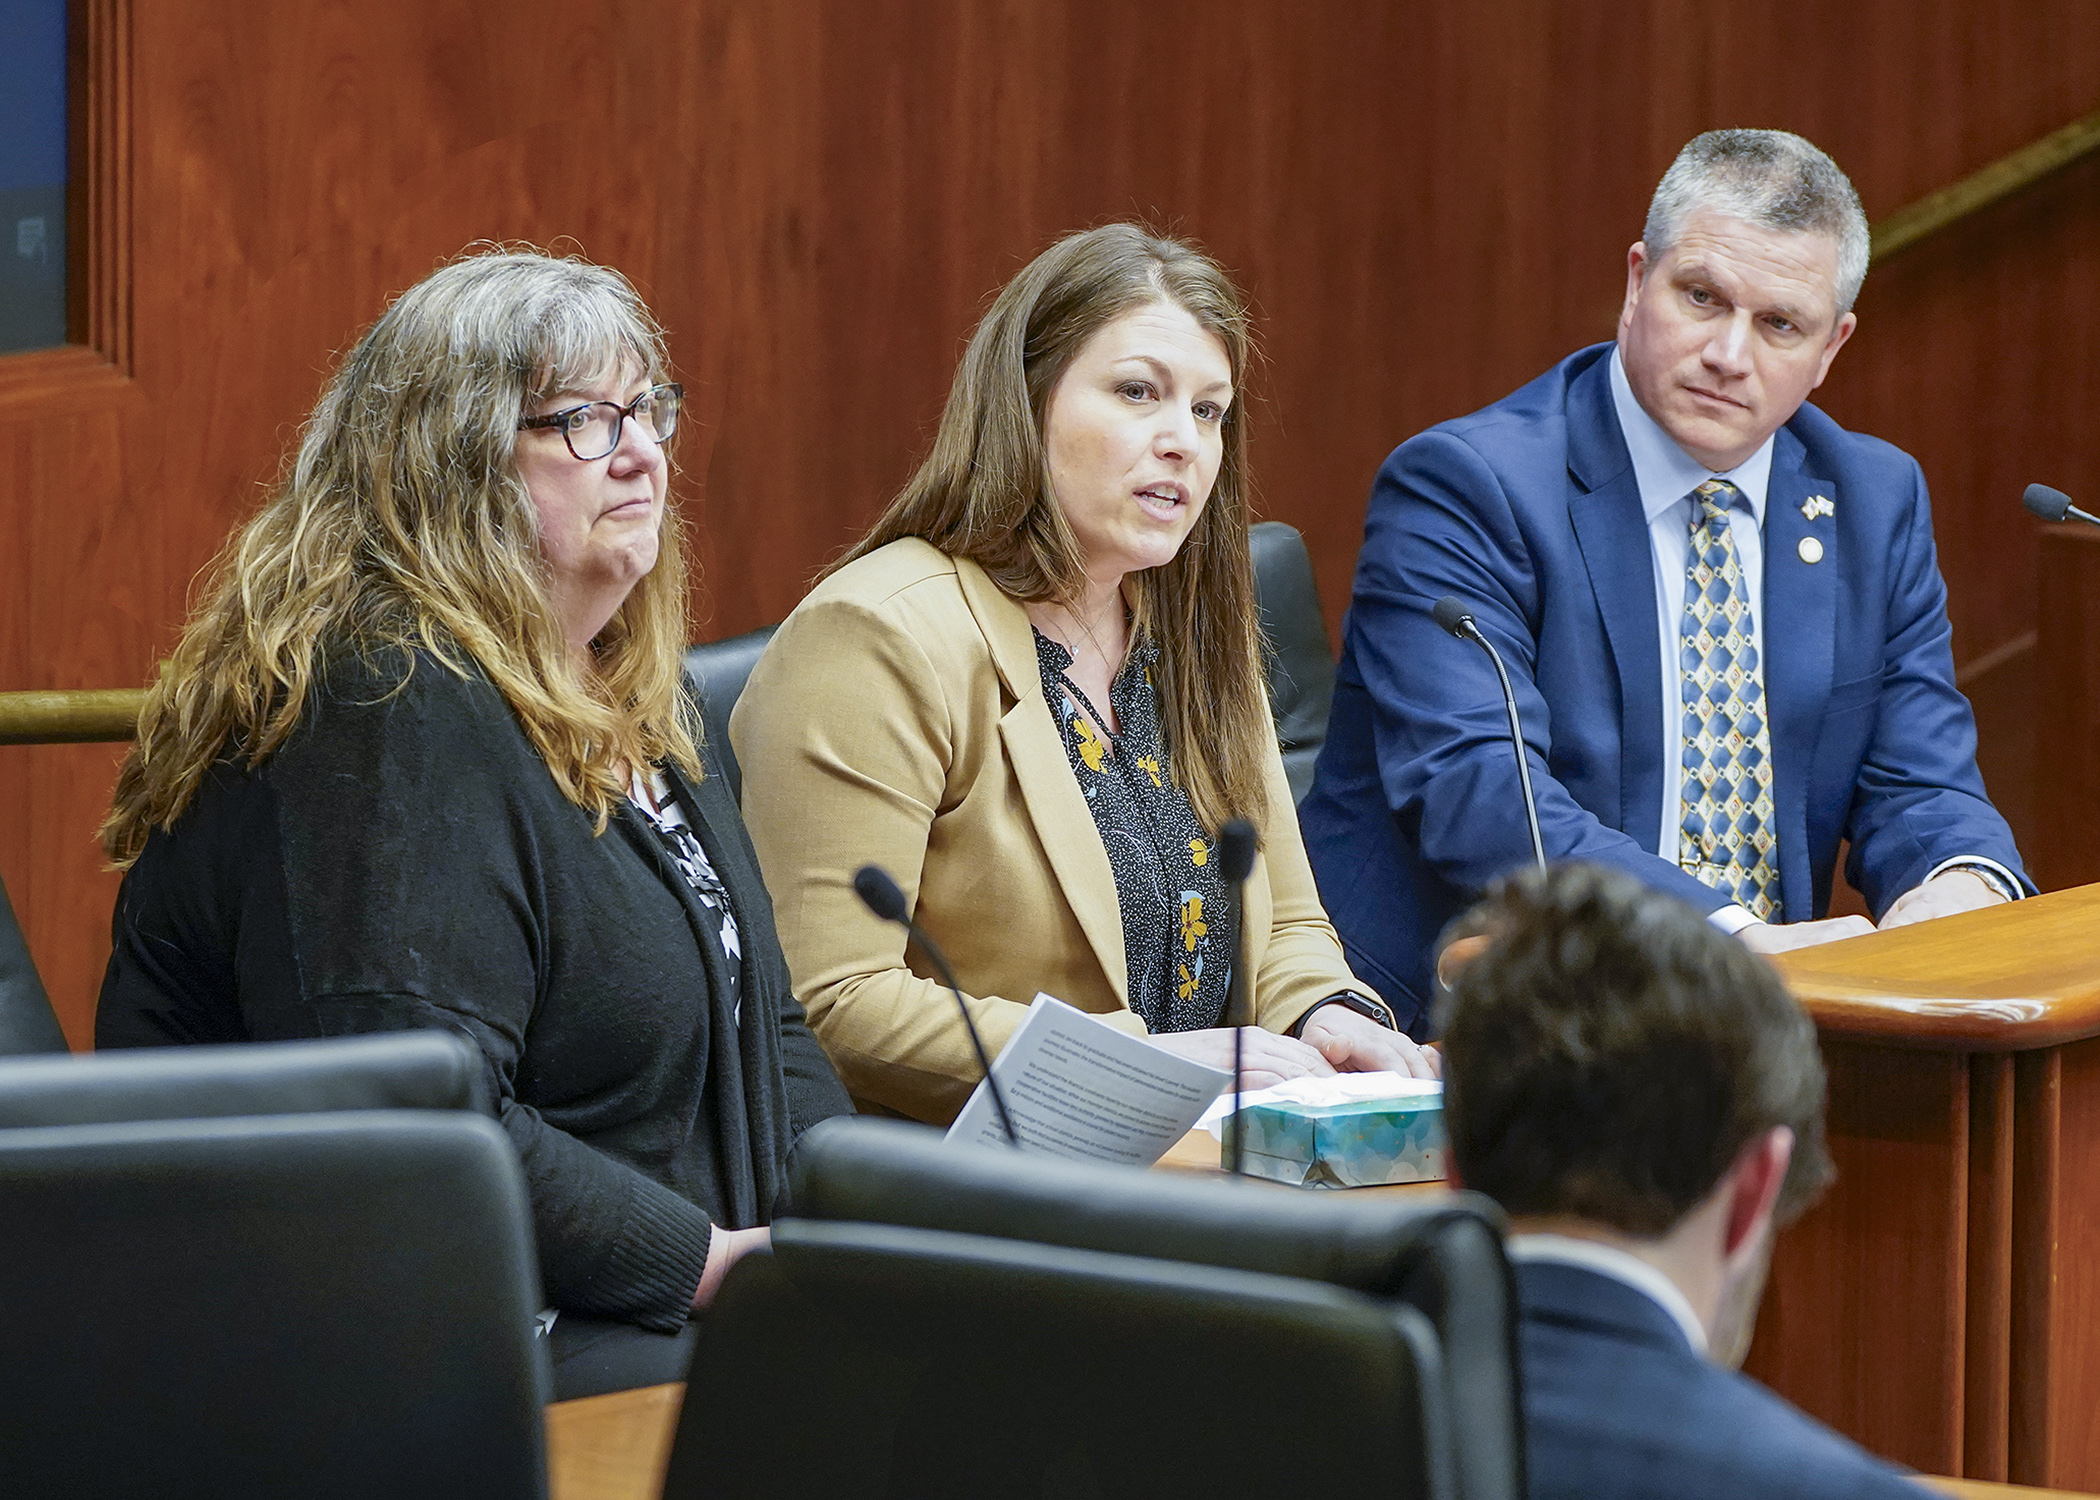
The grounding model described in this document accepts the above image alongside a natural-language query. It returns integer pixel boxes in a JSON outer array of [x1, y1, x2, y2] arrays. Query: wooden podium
[[1746, 884, 2100, 1488]]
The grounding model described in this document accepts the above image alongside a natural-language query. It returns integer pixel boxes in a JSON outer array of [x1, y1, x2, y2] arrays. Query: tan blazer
[[731, 538, 1373, 1124]]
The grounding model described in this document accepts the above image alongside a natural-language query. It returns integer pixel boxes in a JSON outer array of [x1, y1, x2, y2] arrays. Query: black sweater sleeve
[[267, 663, 715, 1329], [105, 657, 715, 1331]]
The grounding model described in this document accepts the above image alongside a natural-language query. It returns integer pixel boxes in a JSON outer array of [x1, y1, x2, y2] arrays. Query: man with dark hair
[[1302, 129, 2028, 1034], [1440, 863, 1926, 1498]]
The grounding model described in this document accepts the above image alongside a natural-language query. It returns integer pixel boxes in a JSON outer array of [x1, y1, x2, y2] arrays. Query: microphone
[[1218, 819, 1258, 1176], [2023, 483, 2100, 528], [1432, 595, 1548, 876], [852, 864, 1020, 1148]]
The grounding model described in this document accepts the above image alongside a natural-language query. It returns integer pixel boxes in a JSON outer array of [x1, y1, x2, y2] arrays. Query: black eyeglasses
[[518, 382, 683, 461]]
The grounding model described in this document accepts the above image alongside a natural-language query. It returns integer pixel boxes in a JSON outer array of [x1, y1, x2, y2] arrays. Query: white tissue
[[1194, 1070, 1443, 1138]]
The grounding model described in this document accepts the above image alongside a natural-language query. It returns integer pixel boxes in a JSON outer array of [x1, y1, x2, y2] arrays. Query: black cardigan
[[97, 649, 852, 1331]]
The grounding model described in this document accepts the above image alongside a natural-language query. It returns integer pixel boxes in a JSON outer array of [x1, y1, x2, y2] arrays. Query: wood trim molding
[[78, 0, 133, 372], [1873, 105, 2100, 264]]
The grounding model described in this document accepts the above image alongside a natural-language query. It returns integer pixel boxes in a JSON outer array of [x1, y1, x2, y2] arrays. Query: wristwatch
[[1290, 989, 1399, 1036], [1944, 861, 2020, 903]]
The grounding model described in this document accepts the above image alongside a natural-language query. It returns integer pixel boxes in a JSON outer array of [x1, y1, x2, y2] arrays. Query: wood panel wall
[[3, 0, 2098, 1045]]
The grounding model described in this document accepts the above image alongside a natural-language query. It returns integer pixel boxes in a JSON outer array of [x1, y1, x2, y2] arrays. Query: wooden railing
[[0, 688, 146, 745], [1871, 105, 2100, 261]]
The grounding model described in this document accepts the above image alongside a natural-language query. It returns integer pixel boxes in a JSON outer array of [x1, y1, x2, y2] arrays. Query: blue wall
[[0, 0, 68, 192], [0, 0, 69, 352]]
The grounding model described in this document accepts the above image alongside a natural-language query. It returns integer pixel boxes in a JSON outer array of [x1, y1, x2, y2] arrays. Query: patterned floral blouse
[[1035, 628, 1236, 1033], [631, 768, 744, 1025]]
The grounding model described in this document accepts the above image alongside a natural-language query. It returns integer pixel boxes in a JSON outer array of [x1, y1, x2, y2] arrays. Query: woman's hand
[[1148, 1027, 1336, 1091], [692, 1224, 772, 1311], [1296, 1004, 1441, 1080]]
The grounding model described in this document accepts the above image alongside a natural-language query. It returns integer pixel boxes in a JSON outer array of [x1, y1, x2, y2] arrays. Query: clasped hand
[[1737, 870, 2009, 955], [1149, 1007, 1439, 1089]]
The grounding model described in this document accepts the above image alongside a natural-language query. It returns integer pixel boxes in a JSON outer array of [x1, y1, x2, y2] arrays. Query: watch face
[[1334, 992, 1397, 1029]]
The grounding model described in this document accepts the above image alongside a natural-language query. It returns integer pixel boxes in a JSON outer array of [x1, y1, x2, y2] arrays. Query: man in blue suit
[[1441, 862, 1927, 1499], [1300, 129, 2028, 1032]]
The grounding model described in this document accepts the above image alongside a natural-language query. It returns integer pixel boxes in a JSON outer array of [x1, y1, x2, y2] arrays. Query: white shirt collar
[[1608, 344, 1774, 528], [1507, 1231, 1711, 1356]]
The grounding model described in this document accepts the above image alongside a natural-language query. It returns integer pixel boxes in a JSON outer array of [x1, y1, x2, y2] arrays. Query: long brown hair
[[102, 248, 701, 866], [837, 222, 1271, 832]]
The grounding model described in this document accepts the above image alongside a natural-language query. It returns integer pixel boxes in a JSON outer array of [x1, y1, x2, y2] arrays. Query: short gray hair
[[1644, 130, 1870, 315]]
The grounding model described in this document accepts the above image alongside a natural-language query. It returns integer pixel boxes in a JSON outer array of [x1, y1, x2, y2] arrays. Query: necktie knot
[[1693, 477, 1741, 528]]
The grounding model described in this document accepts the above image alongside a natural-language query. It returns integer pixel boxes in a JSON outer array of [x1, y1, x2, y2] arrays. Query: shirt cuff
[[1923, 856, 2024, 902], [1707, 904, 1763, 936]]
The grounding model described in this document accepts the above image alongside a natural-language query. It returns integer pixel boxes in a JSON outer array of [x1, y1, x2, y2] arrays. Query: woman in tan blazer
[[734, 224, 1436, 1124]]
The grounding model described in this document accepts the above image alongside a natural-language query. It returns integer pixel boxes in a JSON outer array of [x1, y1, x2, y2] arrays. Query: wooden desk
[[1749, 885, 2100, 1489], [546, 1381, 682, 1500], [544, 1125, 1437, 1500], [542, 1384, 2097, 1500], [546, 930, 2100, 1500]]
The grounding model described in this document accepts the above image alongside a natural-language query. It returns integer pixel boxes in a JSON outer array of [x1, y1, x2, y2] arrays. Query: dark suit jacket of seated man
[[1299, 129, 2028, 1033], [1441, 863, 1930, 1500]]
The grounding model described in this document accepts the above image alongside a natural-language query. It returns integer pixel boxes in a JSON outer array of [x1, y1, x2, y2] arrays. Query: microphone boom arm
[[1432, 597, 1549, 877], [1467, 621, 1549, 876]]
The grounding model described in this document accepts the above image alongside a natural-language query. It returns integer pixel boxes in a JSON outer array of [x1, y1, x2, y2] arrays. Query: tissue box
[[1233, 1094, 1446, 1188]]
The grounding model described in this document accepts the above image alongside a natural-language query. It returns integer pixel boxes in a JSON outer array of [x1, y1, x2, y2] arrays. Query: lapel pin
[[1798, 536, 1825, 564], [1801, 494, 1834, 521]]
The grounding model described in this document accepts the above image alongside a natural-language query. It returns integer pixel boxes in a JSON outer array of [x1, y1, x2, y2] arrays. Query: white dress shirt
[[1507, 1231, 1709, 1356], [1606, 347, 2020, 928]]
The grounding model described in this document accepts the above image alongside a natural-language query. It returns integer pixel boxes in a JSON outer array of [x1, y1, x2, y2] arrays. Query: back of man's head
[[1438, 864, 1833, 1236]]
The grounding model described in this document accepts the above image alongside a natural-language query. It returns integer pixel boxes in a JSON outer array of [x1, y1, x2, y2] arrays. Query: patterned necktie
[[1678, 478, 1779, 918]]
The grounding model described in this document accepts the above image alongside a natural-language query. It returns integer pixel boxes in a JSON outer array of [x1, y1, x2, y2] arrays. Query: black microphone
[[1217, 819, 1258, 1176], [1432, 595, 1549, 875], [2023, 483, 2100, 528], [852, 864, 1020, 1148]]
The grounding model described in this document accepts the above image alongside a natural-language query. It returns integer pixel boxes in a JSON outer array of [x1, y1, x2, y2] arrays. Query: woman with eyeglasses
[[732, 224, 1436, 1128], [97, 249, 851, 1397]]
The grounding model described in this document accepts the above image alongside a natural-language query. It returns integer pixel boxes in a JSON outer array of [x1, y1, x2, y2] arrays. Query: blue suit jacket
[[1300, 343, 2028, 1030], [1517, 1260, 1923, 1500]]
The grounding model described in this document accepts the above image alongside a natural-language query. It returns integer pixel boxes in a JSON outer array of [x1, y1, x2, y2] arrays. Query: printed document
[[945, 994, 1231, 1165]]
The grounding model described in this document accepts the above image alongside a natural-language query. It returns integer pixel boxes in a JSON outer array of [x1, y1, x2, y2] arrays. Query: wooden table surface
[[539, 1127, 2096, 1500], [542, 1381, 2096, 1500], [545, 1380, 683, 1500], [1771, 884, 2100, 1049]]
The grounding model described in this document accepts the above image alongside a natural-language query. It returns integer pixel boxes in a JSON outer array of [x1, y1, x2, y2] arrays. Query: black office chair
[[0, 1029, 484, 1128], [1249, 519, 1338, 803], [0, 1110, 548, 1500], [0, 873, 67, 1055], [682, 624, 779, 803], [666, 1216, 1454, 1500], [787, 1116, 1523, 1500]]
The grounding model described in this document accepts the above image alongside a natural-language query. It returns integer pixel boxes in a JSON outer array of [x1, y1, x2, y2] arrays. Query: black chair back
[[788, 1116, 1523, 1500], [666, 1217, 1453, 1500], [0, 1110, 547, 1499], [1250, 520, 1336, 803], [682, 624, 779, 802], [0, 1030, 483, 1128], [0, 874, 67, 1055]]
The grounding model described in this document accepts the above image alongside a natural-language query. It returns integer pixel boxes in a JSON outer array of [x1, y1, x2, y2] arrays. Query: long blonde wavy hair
[[102, 249, 701, 866], [837, 222, 1272, 832]]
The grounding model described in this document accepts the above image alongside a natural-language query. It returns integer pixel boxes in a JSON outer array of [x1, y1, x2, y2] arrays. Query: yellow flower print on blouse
[[1176, 960, 1198, 1001], [1188, 837, 1208, 867], [1072, 714, 1107, 772], [1180, 893, 1208, 953], [1137, 754, 1163, 788]]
